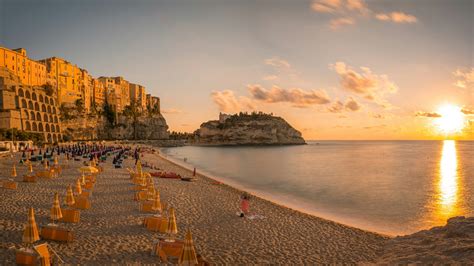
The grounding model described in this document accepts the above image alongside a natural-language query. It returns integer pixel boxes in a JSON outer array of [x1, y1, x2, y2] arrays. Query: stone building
[[0, 68, 62, 143]]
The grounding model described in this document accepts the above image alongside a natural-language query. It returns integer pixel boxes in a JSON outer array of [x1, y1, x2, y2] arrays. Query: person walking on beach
[[240, 193, 250, 217]]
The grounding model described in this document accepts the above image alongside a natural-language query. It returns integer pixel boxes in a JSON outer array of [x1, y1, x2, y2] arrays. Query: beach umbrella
[[65, 185, 75, 207], [147, 185, 156, 200], [43, 159, 49, 170], [75, 179, 82, 195], [152, 193, 162, 213], [136, 160, 142, 174], [50, 192, 63, 224], [53, 156, 58, 166], [81, 173, 86, 185], [167, 207, 178, 241], [179, 229, 199, 266], [11, 164, 17, 178], [193, 168, 196, 177], [28, 163, 33, 173], [22, 208, 40, 245]]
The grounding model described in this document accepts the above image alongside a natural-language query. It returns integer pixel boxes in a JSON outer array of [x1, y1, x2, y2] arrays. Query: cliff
[[61, 109, 169, 141], [194, 113, 305, 145]]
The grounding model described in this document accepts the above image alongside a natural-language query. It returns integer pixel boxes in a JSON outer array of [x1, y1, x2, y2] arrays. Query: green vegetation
[[0, 128, 44, 144]]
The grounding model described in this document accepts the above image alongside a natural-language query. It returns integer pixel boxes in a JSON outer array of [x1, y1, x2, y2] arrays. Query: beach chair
[[23, 175, 37, 183], [40, 226, 74, 242], [84, 182, 94, 190], [60, 209, 80, 223], [33, 243, 51, 266], [134, 191, 147, 201], [81, 190, 92, 198], [140, 201, 157, 213], [74, 197, 91, 210], [2, 180, 18, 189], [15, 248, 36, 265]]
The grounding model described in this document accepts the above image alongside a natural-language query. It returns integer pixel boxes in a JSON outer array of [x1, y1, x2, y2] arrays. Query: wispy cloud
[[461, 107, 474, 115], [210, 90, 256, 113], [363, 124, 387, 130], [262, 75, 278, 81], [415, 111, 442, 118], [264, 57, 291, 69], [453, 68, 474, 89], [248, 84, 331, 108], [331, 62, 398, 108], [329, 17, 355, 29], [375, 12, 417, 23], [328, 97, 362, 112], [311, 0, 417, 29]]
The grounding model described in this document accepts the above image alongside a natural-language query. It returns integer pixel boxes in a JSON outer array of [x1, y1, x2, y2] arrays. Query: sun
[[435, 105, 466, 134]]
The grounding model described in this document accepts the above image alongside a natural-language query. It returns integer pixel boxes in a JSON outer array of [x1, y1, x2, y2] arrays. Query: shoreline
[[156, 148, 393, 237]]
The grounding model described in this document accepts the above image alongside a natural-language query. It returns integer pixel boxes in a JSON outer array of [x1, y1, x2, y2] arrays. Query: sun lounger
[[23, 175, 37, 183], [32, 243, 64, 266], [2, 180, 18, 189], [40, 226, 74, 242], [160, 172, 181, 179], [60, 209, 80, 223], [140, 201, 157, 212], [84, 182, 94, 190], [134, 191, 147, 201], [81, 190, 93, 198], [144, 216, 167, 233], [15, 248, 36, 265], [74, 197, 91, 209], [153, 239, 184, 263]]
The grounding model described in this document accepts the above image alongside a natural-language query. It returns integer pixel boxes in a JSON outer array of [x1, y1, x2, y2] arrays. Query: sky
[[0, 0, 473, 140]]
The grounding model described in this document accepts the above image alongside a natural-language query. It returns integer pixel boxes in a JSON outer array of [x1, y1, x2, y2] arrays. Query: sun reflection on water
[[435, 140, 463, 223]]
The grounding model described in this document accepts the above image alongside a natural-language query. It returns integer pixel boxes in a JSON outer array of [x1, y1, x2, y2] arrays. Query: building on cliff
[[0, 68, 62, 143], [0, 45, 165, 142]]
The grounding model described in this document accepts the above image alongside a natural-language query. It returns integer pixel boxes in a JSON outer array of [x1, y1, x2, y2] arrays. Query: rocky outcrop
[[62, 113, 169, 141], [194, 113, 305, 145], [376, 216, 474, 264]]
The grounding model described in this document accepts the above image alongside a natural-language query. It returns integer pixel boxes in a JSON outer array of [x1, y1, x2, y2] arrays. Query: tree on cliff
[[103, 102, 116, 126], [122, 100, 142, 140]]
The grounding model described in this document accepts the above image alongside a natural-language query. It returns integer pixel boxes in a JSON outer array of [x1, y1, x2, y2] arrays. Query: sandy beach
[[3, 145, 472, 265], [0, 146, 389, 264]]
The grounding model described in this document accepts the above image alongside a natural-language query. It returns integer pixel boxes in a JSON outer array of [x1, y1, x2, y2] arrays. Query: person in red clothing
[[240, 193, 250, 217]]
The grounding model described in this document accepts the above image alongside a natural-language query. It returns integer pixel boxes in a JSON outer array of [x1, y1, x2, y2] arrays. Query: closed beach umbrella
[[11, 164, 17, 178], [147, 185, 156, 200], [22, 208, 40, 245], [81, 173, 86, 185], [152, 193, 161, 212], [167, 207, 178, 241], [179, 229, 199, 266], [28, 163, 33, 173], [53, 156, 58, 166], [75, 179, 82, 195], [43, 159, 49, 170], [136, 160, 142, 174], [65, 185, 75, 207], [50, 192, 63, 223]]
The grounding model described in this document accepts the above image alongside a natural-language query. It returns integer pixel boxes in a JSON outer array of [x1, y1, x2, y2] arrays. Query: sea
[[160, 140, 474, 235]]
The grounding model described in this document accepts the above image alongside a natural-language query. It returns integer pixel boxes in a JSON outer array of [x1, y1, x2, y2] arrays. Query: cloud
[[372, 113, 384, 119], [248, 84, 331, 108], [453, 68, 474, 89], [330, 17, 355, 29], [161, 108, 184, 114], [328, 97, 361, 112], [264, 57, 291, 69], [363, 124, 386, 130], [461, 107, 474, 115], [211, 90, 256, 113], [375, 12, 417, 23], [263, 75, 278, 81], [415, 111, 442, 118], [331, 62, 398, 107], [311, 0, 417, 29], [311, 0, 368, 14]]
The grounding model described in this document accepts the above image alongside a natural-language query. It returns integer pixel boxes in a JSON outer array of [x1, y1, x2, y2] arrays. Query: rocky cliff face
[[62, 113, 169, 141], [194, 114, 305, 145]]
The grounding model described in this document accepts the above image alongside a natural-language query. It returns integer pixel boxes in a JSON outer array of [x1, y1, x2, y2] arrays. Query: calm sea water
[[161, 140, 474, 235]]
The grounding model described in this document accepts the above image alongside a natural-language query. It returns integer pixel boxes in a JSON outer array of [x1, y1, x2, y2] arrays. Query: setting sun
[[435, 105, 466, 134]]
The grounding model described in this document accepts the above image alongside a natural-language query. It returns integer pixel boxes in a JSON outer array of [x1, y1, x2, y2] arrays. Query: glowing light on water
[[435, 140, 462, 221]]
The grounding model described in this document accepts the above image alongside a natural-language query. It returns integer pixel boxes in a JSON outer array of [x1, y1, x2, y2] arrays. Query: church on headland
[[0, 46, 161, 143]]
